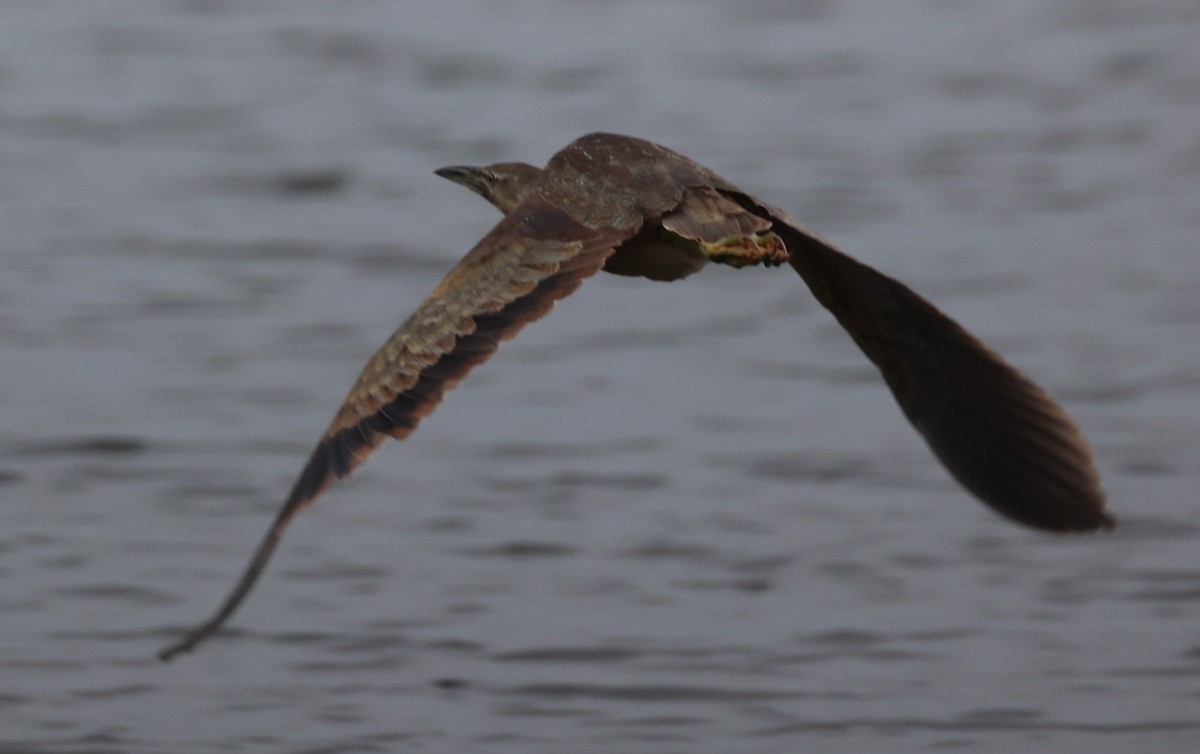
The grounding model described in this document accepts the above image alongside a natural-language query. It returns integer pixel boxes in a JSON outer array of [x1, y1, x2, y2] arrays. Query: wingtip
[[1089, 507, 1117, 532], [1004, 490, 1115, 534], [1054, 512, 1115, 534], [156, 627, 203, 663]]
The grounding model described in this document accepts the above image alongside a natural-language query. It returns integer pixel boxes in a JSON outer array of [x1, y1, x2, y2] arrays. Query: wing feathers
[[661, 186, 773, 242], [720, 191, 1111, 533], [158, 205, 633, 661]]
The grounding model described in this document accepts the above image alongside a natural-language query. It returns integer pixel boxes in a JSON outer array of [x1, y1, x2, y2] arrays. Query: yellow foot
[[700, 232, 789, 268]]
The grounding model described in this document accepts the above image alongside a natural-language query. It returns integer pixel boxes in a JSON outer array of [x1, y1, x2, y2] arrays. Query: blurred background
[[1, 1, 1198, 752]]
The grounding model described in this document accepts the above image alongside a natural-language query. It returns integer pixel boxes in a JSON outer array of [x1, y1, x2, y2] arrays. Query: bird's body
[[438, 140, 791, 282], [159, 133, 1112, 662]]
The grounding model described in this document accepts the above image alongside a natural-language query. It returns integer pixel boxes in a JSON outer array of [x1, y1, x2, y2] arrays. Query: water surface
[[2, 1, 1199, 752]]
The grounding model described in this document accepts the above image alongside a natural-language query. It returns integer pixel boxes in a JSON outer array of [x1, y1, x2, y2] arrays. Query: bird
[[157, 132, 1112, 662]]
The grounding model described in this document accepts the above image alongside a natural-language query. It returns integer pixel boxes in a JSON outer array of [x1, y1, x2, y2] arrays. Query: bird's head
[[434, 162, 543, 215]]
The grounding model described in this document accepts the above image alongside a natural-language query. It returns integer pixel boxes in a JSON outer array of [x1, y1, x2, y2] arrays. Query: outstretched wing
[[158, 201, 638, 661], [723, 192, 1111, 533]]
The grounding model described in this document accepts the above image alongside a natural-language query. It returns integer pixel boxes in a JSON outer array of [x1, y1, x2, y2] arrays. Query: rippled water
[[2, 1, 1199, 752]]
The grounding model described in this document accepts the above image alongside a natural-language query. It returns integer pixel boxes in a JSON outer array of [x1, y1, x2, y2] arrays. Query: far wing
[[724, 192, 1112, 533], [159, 201, 637, 661]]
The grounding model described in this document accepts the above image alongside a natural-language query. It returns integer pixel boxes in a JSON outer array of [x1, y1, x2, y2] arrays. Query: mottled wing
[[661, 185, 775, 240], [158, 200, 636, 661], [723, 192, 1111, 533]]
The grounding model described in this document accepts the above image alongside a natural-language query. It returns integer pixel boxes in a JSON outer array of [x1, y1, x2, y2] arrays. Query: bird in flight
[[158, 132, 1111, 662]]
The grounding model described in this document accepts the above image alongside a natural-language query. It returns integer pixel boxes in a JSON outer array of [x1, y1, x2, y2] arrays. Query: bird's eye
[[483, 170, 497, 184]]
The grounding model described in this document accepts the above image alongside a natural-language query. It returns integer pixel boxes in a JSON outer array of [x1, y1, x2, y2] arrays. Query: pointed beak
[[434, 165, 490, 197]]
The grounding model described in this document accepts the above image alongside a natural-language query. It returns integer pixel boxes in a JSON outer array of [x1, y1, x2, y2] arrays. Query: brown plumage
[[158, 133, 1111, 662]]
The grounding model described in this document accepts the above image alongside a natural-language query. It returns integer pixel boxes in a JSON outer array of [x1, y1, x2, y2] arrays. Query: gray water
[[2, 1, 1199, 752]]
